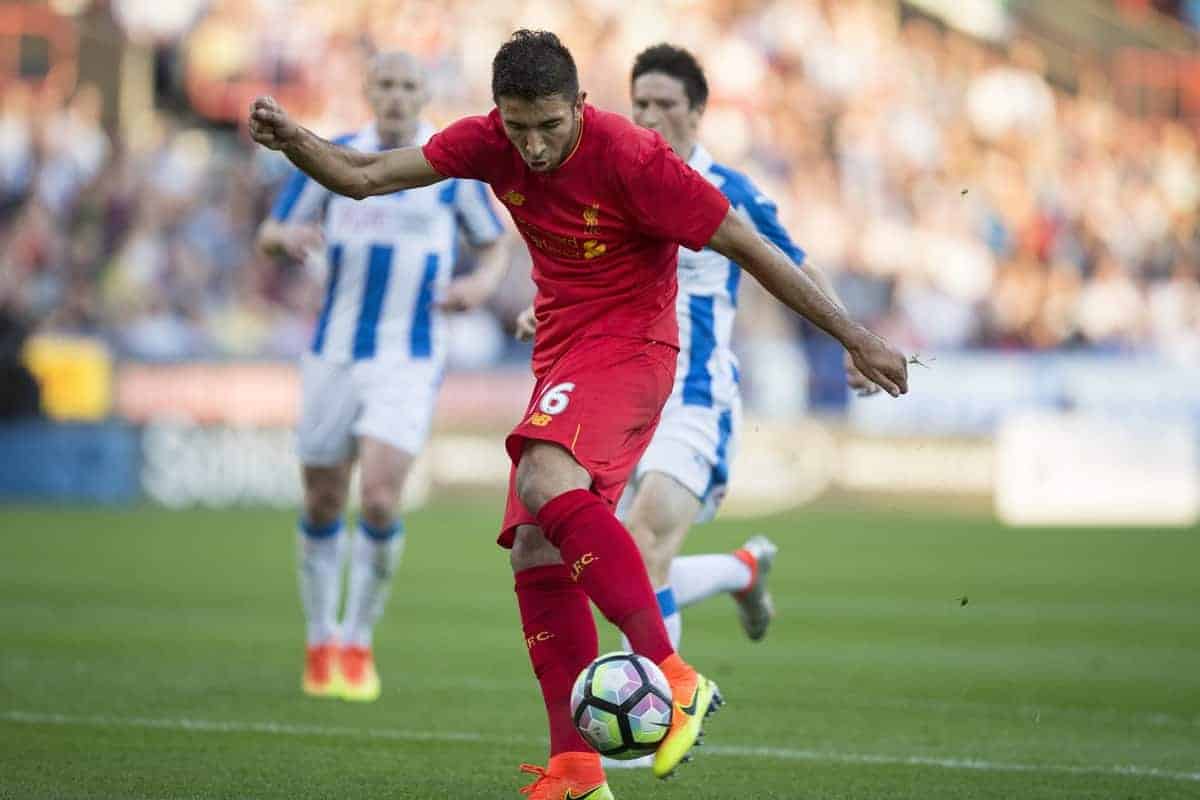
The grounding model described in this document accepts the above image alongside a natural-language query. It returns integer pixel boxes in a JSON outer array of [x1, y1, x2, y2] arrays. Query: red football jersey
[[422, 104, 730, 376]]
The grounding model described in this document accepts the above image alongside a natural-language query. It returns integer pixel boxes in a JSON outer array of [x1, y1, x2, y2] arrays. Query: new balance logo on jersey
[[570, 552, 598, 582]]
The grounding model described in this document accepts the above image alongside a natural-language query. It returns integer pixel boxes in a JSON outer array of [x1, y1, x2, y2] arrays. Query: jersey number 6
[[539, 382, 576, 415]]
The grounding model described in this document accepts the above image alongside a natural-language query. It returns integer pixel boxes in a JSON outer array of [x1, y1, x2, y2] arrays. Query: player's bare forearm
[[249, 96, 443, 199], [282, 130, 442, 199], [803, 259, 881, 395], [708, 210, 909, 396], [471, 238, 511, 295], [802, 259, 846, 312], [438, 238, 511, 312], [709, 211, 862, 347]]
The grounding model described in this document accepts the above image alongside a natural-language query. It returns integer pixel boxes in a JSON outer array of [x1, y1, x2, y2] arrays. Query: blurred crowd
[[1, 0, 1198, 366], [1118, 0, 1200, 30]]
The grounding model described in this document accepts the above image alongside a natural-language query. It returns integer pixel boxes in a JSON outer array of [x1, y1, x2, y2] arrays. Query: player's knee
[[359, 503, 396, 531], [515, 460, 554, 515], [304, 487, 345, 527], [510, 526, 561, 572], [359, 483, 400, 530], [515, 442, 589, 514]]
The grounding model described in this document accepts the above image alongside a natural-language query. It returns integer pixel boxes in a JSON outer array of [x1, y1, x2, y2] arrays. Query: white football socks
[[669, 553, 752, 608], [340, 520, 406, 649], [297, 519, 345, 646]]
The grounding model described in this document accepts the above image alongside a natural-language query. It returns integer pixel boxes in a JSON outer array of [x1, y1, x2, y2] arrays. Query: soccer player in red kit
[[249, 30, 908, 799]]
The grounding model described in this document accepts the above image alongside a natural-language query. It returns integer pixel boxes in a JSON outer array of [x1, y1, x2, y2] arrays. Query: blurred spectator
[[0, 0, 1195, 379], [0, 300, 41, 419]]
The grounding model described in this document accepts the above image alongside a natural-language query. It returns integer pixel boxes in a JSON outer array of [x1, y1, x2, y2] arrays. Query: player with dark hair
[[624, 43, 878, 643], [250, 29, 908, 799], [633, 43, 709, 108], [515, 43, 875, 657]]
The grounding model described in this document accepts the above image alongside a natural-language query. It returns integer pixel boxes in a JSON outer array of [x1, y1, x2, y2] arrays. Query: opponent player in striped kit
[[257, 52, 509, 703], [250, 30, 907, 798], [621, 45, 876, 646]]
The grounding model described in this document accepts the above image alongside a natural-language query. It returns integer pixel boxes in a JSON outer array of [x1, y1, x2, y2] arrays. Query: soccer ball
[[570, 651, 673, 759]]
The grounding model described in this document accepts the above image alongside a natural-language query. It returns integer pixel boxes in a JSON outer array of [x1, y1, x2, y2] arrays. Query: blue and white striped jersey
[[674, 145, 807, 408], [271, 123, 503, 363]]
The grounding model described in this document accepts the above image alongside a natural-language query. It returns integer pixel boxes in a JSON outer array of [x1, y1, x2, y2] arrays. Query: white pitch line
[[3, 710, 1198, 784], [700, 744, 1200, 783]]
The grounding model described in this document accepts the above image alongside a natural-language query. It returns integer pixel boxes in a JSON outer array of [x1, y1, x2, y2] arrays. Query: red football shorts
[[498, 336, 677, 547]]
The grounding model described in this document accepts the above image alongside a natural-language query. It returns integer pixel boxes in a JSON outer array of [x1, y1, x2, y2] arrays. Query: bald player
[[258, 52, 509, 702]]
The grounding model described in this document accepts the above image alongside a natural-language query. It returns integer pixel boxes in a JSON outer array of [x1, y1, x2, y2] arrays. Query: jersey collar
[[556, 104, 589, 170], [687, 143, 714, 173]]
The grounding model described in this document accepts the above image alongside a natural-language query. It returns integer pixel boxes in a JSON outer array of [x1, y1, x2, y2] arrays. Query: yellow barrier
[[22, 335, 112, 421]]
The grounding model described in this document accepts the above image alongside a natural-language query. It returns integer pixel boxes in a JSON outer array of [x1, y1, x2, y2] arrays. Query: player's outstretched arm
[[708, 209, 909, 397], [248, 96, 443, 199], [800, 259, 880, 397]]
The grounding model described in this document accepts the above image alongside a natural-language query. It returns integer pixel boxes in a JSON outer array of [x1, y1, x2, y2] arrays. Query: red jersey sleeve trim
[[420, 141, 454, 179], [420, 147, 448, 179]]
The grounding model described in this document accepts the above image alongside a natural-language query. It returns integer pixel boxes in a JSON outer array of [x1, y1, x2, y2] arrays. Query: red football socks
[[657, 652, 697, 696], [536, 488, 675, 664], [515, 563, 598, 756]]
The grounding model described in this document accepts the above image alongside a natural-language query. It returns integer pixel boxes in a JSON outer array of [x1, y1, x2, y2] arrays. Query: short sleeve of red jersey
[[422, 114, 501, 182], [611, 130, 731, 251]]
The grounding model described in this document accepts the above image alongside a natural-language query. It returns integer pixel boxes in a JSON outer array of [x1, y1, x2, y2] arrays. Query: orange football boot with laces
[[518, 753, 614, 799]]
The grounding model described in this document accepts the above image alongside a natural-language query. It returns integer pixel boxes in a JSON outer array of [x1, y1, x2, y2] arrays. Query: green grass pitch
[[1, 500, 1198, 799]]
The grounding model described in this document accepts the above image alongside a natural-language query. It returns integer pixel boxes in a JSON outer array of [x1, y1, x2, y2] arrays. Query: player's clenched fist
[[514, 306, 537, 342], [248, 96, 300, 150], [846, 329, 909, 398]]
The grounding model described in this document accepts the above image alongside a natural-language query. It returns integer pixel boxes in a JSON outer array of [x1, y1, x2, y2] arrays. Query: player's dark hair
[[631, 44, 709, 110], [492, 30, 579, 103]]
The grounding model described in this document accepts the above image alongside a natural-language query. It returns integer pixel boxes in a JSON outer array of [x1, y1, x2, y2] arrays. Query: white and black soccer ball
[[569, 651, 673, 759]]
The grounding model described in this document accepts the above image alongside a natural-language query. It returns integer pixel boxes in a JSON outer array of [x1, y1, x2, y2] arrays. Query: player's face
[[631, 73, 701, 158], [365, 56, 428, 144], [497, 93, 584, 172]]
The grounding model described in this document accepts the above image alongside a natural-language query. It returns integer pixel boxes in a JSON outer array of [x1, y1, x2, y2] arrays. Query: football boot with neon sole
[[733, 535, 778, 641], [339, 645, 381, 702], [518, 755, 613, 800], [652, 661, 723, 779], [302, 642, 343, 698]]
